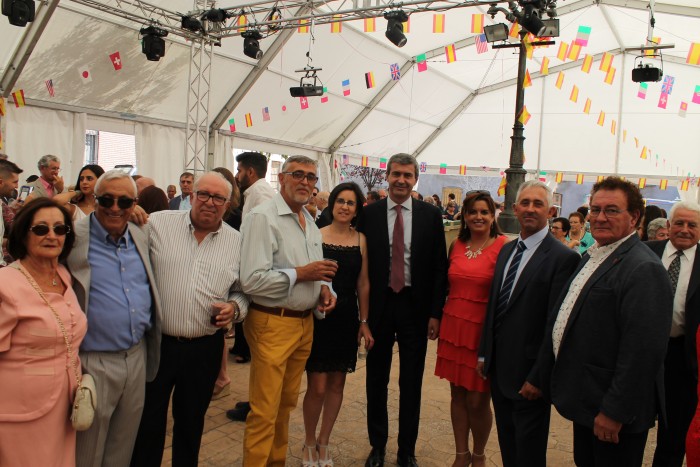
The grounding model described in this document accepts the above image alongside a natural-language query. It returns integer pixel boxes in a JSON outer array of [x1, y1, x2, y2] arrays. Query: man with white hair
[[66, 170, 162, 467], [130, 172, 249, 466], [29, 154, 63, 198], [647, 201, 700, 467]]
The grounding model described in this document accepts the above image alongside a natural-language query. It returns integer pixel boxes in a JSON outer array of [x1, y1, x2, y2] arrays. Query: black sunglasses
[[29, 224, 71, 236], [96, 195, 137, 209]]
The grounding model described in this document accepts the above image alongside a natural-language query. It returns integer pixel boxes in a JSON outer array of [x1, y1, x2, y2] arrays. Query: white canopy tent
[[0, 0, 698, 196]]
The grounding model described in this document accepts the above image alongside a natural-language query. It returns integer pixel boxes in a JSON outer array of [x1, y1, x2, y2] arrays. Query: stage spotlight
[[521, 4, 545, 35], [242, 30, 263, 60], [1, 0, 35, 27], [201, 9, 231, 22], [140, 25, 168, 62], [483, 23, 509, 43], [181, 15, 203, 32], [384, 10, 408, 48]]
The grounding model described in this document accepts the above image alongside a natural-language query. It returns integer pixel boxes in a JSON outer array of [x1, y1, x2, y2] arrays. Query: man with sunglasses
[[540, 177, 673, 466], [131, 171, 248, 467], [66, 170, 162, 467], [240, 155, 337, 466]]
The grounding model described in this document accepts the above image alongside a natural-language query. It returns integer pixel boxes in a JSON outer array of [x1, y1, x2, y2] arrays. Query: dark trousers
[[653, 336, 697, 467], [573, 423, 648, 467], [130, 330, 223, 467], [490, 371, 550, 467], [366, 288, 428, 458], [230, 321, 250, 358]]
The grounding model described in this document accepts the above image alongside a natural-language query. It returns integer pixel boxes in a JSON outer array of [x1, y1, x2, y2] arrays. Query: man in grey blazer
[[66, 170, 162, 467], [542, 177, 673, 466], [29, 154, 63, 198]]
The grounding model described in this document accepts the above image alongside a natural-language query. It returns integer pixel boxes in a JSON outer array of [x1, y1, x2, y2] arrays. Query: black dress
[[306, 243, 362, 373]]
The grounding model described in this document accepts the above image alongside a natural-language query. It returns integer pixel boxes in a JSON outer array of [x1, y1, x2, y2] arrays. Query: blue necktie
[[494, 241, 527, 328]]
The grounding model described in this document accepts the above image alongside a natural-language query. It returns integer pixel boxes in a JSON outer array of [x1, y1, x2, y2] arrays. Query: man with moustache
[[357, 153, 447, 467], [240, 155, 337, 466], [131, 172, 249, 466], [67, 170, 162, 467]]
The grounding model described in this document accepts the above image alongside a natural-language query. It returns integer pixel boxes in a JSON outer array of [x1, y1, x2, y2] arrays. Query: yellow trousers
[[243, 309, 313, 466]]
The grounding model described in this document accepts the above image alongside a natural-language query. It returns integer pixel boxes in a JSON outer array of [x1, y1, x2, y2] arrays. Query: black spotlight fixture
[[520, 4, 545, 36], [181, 15, 203, 32], [201, 9, 231, 22], [242, 30, 263, 60], [140, 25, 168, 62], [1, 0, 35, 27], [483, 23, 509, 43], [384, 10, 408, 48]]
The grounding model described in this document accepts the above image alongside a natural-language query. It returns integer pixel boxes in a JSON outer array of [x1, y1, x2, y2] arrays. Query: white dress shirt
[[662, 241, 697, 337], [386, 197, 413, 287], [499, 225, 549, 301], [242, 178, 276, 219]]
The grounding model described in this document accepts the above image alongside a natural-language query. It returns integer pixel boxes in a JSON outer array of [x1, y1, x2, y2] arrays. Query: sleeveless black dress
[[305, 243, 362, 373]]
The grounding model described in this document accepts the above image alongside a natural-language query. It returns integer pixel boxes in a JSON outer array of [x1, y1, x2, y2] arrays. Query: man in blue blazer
[[168, 172, 194, 210]]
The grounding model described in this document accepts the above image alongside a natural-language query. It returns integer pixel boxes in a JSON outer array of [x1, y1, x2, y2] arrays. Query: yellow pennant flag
[[583, 98, 591, 114], [570, 85, 579, 103], [497, 177, 507, 196], [433, 14, 445, 33], [523, 69, 532, 88], [581, 54, 593, 73], [604, 66, 616, 85], [540, 57, 549, 75], [0, 97, 5, 116], [659, 179, 668, 190], [687, 43, 700, 65], [509, 22, 520, 39], [640, 146, 648, 159], [555, 172, 564, 183], [364, 18, 376, 33], [518, 106, 531, 125], [597, 175, 605, 183], [597, 111, 605, 126], [567, 43, 581, 61], [298, 19, 309, 33], [555, 71, 565, 89], [638, 178, 646, 189], [681, 179, 690, 191], [557, 42, 568, 61], [331, 15, 342, 33], [576, 174, 584, 185], [610, 119, 616, 135], [599, 52, 613, 72], [237, 15, 247, 31], [471, 14, 484, 34]]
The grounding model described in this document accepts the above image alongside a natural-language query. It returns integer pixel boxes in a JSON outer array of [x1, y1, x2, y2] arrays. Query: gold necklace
[[465, 238, 489, 259]]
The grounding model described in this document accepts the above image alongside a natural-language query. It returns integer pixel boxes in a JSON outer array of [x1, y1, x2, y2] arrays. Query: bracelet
[[359, 319, 368, 324]]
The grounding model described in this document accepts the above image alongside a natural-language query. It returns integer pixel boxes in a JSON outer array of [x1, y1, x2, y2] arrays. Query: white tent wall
[[4, 106, 87, 183], [134, 122, 186, 190]]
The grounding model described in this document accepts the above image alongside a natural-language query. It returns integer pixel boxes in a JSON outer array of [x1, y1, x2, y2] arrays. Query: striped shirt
[[240, 193, 323, 310], [147, 210, 249, 338]]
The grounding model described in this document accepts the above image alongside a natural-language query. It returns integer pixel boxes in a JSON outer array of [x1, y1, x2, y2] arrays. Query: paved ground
[[160, 339, 667, 466]]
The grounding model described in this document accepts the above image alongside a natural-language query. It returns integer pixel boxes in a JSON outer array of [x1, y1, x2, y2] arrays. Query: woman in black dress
[[302, 182, 373, 466]]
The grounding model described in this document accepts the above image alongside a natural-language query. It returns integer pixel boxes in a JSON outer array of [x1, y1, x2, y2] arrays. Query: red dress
[[686, 325, 700, 466], [435, 235, 507, 392]]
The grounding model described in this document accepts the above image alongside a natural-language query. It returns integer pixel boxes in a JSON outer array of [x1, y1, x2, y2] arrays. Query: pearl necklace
[[465, 238, 489, 259]]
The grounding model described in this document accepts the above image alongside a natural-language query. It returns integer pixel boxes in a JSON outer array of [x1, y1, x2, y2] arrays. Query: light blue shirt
[[500, 225, 549, 302], [179, 195, 191, 211], [81, 214, 152, 352]]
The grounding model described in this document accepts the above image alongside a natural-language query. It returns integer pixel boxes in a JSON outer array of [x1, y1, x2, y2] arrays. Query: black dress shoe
[[365, 447, 385, 467], [226, 403, 251, 422], [396, 454, 418, 467]]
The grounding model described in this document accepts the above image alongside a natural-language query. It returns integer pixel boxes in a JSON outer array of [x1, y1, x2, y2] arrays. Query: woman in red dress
[[686, 325, 700, 466], [435, 191, 506, 467]]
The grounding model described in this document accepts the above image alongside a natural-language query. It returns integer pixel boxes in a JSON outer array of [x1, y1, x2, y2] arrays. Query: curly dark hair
[[590, 176, 644, 227], [327, 182, 366, 223], [457, 191, 502, 242], [8, 198, 75, 261]]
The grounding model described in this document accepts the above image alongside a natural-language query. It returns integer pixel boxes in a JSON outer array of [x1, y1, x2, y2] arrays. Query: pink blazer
[[0, 264, 87, 422]]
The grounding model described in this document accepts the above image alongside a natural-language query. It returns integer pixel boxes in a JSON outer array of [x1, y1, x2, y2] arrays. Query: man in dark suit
[[648, 201, 700, 467], [168, 172, 194, 210], [477, 180, 579, 467], [356, 153, 447, 467], [542, 177, 673, 466]]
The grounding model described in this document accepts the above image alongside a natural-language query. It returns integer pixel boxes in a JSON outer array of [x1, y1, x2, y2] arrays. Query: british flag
[[419, 162, 427, 173], [662, 75, 675, 94], [390, 63, 401, 80]]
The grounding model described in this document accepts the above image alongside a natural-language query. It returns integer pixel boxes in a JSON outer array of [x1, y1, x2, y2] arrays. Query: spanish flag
[[523, 69, 532, 88], [245, 113, 252, 127], [581, 54, 593, 73], [361, 156, 369, 167], [459, 165, 467, 175], [640, 146, 648, 159], [681, 179, 690, 191], [298, 19, 309, 33], [610, 120, 616, 135], [237, 15, 247, 31], [497, 177, 507, 196], [331, 16, 342, 33], [567, 43, 581, 61], [12, 89, 25, 108], [540, 57, 549, 75], [555, 172, 564, 183], [570, 85, 579, 103], [555, 71, 565, 89], [471, 14, 484, 34], [364, 18, 375, 33], [604, 66, 616, 85], [576, 174, 584, 185], [509, 22, 520, 39], [599, 52, 613, 72], [638, 178, 646, 189], [597, 175, 605, 183], [557, 42, 568, 61], [518, 106, 531, 125], [433, 14, 445, 33], [659, 179, 668, 190], [445, 44, 457, 63], [583, 98, 591, 114], [597, 111, 605, 126], [0, 97, 5, 116], [688, 43, 700, 65]]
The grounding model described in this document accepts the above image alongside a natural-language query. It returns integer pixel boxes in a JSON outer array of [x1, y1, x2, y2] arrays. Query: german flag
[[365, 72, 375, 89]]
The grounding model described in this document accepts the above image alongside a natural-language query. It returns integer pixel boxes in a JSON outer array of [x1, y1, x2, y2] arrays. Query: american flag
[[342, 154, 349, 165], [390, 63, 400, 80], [262, 106, 270, 121], [475, 34, 488, 54], [419, 161, 427, 173], [45, 79, 55, 97], [661, 75, 675, 94]]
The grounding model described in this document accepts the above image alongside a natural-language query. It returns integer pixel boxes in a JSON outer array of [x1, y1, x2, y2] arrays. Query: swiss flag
[[300, 96, 309, 110], [109, 52, 122, 71]]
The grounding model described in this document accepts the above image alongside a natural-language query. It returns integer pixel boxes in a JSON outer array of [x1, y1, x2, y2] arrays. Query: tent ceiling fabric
[[0, 0, 699, 178]]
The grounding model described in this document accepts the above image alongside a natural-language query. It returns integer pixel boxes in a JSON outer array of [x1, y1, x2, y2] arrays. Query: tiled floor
[[161, 339, 666, 466]]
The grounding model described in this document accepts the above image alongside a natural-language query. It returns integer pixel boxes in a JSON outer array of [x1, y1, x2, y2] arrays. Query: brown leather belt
[[252, 302, 313, 318]]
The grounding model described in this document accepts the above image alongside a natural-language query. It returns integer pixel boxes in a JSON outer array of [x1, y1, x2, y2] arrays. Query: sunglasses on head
[[29, 224, 71, 236], [96, 195, 136, 209]]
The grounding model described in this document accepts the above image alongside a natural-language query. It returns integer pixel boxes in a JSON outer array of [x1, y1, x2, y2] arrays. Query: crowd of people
[[0, 151, 699, 467]]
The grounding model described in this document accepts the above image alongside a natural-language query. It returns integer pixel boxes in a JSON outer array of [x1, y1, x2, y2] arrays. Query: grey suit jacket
[[66, 216, 162, 381], [29, 177, 62, 198], [544, 234, 673, 432]]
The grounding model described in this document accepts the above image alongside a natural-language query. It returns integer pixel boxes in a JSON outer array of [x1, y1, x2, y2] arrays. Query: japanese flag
[[79, 66, 92, 83]]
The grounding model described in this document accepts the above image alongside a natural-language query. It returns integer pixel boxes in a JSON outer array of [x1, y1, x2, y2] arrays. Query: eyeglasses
[[195, 191, 228, 206], [29, 224, 71, 236], [96, 195, 137, 209], [589, 207, 624, 218], [282, 171, 318, 183], [335, 199, 357, 207]]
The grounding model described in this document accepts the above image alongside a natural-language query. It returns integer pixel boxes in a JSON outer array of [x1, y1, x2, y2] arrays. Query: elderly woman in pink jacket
[[0, 198, 87, 466]]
